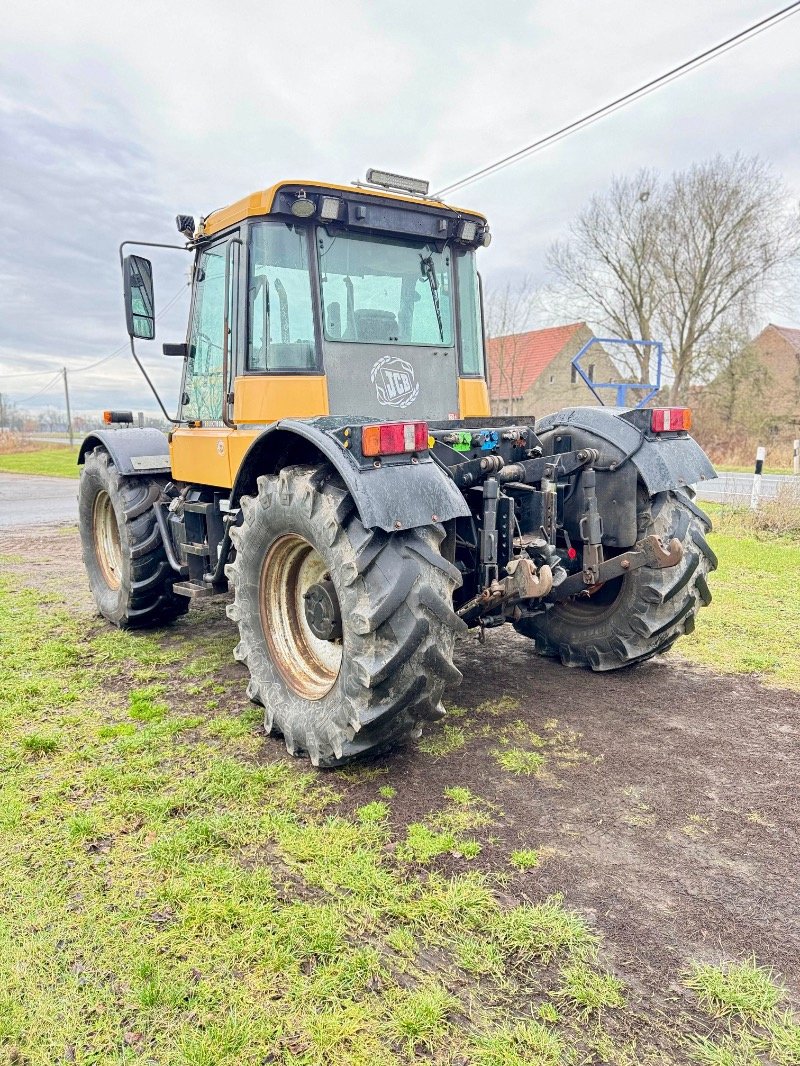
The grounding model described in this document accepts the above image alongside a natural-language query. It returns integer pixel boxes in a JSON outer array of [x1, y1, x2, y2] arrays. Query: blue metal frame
[[571, 338, 663, 408]]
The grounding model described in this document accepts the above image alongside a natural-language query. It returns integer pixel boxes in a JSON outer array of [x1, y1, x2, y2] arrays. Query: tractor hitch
[[547, 535, 684, 603], [458, 554, 555, 626]]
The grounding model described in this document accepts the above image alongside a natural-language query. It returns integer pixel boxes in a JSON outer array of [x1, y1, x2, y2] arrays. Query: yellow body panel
[[227, 429, 262, 482], [232, 375, 329, 424], [459, 377, 491, 418], [169, 428, 236, 488], [168, 378, 330, 489], [202, 180, 487, 238], [170, 377, 491, 488]]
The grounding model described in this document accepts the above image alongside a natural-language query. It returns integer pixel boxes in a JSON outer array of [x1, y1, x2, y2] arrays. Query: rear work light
[[362, 421, 428, 457], [651, 408, 691, 433]]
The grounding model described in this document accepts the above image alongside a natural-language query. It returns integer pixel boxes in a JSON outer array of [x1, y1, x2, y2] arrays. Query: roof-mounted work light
[[319, 196, 341, 222], [290, 191, 316, 218], [457, 219, 478, 243], [365, 168, 430, 197], [176, 215, 196, 240]]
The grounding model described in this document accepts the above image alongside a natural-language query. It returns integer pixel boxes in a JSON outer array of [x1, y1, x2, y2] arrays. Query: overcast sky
[[1, 0, 799, 416]]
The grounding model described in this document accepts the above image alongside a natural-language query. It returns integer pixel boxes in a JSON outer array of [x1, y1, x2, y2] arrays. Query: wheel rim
[[259, 534, 343, 700], [93, 490, 122, 590]]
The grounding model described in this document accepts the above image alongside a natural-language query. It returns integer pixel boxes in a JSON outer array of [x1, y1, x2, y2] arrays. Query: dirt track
[[3, 525, 798, 1049]]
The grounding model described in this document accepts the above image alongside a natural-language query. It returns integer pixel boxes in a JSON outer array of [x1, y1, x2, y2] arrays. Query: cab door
[[170, 232, 240, 487]]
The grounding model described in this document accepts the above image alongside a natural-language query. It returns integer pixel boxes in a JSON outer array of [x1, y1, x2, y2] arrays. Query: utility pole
[[0, 392, 5, 433], [62, 367, 74, 448]]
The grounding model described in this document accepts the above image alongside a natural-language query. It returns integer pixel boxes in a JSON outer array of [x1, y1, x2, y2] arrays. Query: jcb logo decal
[[371, 356, 420, 409]]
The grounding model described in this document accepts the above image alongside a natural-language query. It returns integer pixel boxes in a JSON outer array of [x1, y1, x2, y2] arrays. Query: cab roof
[[201, 179, 488, 239]]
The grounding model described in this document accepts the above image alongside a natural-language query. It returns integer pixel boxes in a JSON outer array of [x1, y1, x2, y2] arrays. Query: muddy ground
[[2, 525, 798, 1051]]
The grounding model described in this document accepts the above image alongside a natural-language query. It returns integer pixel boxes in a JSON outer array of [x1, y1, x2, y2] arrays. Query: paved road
[[0, 470, 797, 532], [0, 473, 77, 529], [694, 471, 798, 504]]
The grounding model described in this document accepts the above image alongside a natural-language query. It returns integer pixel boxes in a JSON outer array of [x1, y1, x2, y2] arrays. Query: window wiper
[[420, 254, 444, 342]]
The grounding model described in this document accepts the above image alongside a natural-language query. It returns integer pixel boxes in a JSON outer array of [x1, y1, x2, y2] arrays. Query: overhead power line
[[435, 1, 800, 198], [68, 283, 189, 376], [15, 372, 63, 406], [3, 283, 189, 393]]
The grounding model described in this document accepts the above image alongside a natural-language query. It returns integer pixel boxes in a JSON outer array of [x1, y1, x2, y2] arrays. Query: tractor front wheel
[[514, 488, 716, 670], [78, 447, 188, 628], [225, 464, 465, 767]]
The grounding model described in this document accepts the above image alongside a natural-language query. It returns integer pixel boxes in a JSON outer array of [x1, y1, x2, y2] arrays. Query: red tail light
[[362, 421, 428, 457], [651, 408, 691, 433]]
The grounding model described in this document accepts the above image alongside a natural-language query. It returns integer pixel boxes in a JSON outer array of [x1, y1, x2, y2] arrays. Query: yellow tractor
[[78, 169, 716, 766]]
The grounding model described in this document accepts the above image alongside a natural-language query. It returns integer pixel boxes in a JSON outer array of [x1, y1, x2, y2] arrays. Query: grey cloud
[[2, 0, 799, 417]]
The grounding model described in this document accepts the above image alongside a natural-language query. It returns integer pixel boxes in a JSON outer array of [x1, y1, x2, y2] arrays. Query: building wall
[[493, 327, 623, 416], [749, 327, 800, 425], [527, 330, 623, 415]]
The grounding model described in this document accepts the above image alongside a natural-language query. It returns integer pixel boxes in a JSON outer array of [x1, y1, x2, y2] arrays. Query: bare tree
[[547, 155, 800, 403], [548, 170, 663, 382], [485, 276, 538, 415], [657, 157, 800, 401]]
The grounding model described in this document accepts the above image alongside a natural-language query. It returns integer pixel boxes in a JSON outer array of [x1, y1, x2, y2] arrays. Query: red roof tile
[[768, 324, 800, 354], [487, 322, 585, 400]]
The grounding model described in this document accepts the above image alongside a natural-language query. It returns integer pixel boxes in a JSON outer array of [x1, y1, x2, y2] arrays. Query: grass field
[[671, 501, 800, 689], [1, 569, 798, 1065], [0, 447, 79, 478], [0, 581, 631, 1064], [1, 485, 799, 1062]]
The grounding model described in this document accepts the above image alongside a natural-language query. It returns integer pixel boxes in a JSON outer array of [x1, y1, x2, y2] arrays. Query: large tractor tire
[[78, 447, 188, 628], [514, 488, 716, 670], [225, 464, 465, 767]]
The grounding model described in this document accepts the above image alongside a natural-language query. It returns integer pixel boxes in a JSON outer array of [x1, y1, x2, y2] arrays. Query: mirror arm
[[119, 238, 193, 426], [128, 338, 183, 425], [118, 239, 191, 267]]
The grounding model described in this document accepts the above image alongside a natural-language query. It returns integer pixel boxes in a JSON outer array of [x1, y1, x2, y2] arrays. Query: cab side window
[[456, 250, 486, 376], [248, 223, 315, 372], [184, 242, 231, 420]]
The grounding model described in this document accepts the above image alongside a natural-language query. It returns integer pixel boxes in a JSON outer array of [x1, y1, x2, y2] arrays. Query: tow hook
[[457, 556, 554, 625], [503, 557, 554, 600]]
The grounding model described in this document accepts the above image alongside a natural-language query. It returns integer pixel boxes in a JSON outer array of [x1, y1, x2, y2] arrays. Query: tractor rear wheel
[[78, 447, 188, 628], [225, 464, 465, 767], [514, 488, 716, 670]]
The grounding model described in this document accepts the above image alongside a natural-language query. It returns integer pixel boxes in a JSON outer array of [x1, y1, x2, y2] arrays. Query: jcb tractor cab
[[78, 168, 716, 766]]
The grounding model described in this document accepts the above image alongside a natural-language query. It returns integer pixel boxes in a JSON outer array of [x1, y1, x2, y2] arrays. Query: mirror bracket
[[163, 343, 188, 358]]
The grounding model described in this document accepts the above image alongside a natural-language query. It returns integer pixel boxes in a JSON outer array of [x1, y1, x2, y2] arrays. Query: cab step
[[173, 580, 216, 599]]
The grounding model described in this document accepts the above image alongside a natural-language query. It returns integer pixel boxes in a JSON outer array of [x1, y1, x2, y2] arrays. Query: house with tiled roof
[[748, 324, 800, 426], [692, 322, 800, 444], [486, 322, 622, 416]]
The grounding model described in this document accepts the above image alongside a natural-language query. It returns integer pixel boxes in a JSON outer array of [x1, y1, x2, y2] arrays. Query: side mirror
[[123, 255, 155, 340]]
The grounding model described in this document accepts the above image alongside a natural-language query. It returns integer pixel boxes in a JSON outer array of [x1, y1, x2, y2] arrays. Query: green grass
[[684, 961, 800, 1066], [470, 1020, 564, 1066], [556, 961, 625, 1015], [3, 561, 799, 1063], [685, 960, 785, 1023], [388, 983, 457, 1052], [510, 847, 540, 870], [0, 447, 80, 478], [491, 746, 546, 775], [673, 507, 800, 689], [2, 576, 648, 1064]]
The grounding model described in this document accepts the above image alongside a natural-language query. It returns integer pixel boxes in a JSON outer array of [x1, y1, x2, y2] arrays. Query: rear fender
[[536, 406, 716, 549], [230, 418, 470, 534], [77, 429, 171, 476]]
